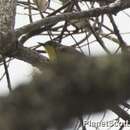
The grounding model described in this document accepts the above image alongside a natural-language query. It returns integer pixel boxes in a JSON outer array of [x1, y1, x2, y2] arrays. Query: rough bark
[[0, 0, 16, 32]]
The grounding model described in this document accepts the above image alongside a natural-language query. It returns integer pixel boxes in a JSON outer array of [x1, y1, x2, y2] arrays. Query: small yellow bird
[[33, 0, 48, 11], [39, 41, 85, 63]]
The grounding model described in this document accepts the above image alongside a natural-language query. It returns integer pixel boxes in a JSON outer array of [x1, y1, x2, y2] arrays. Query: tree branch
[[16, 0, 130, 37], [0, 54, 129, 129]]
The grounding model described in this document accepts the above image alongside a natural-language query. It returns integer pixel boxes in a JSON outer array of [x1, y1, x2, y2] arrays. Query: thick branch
[[0, 0, 16, 32], [12, 44, 48, 68], [0, 31, 48, 68], [0, 54, 129, 129], [16, 0, 130, 37]]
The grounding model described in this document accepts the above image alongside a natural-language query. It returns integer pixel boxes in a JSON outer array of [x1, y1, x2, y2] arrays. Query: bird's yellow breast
[[44, 46, 57, 62]]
